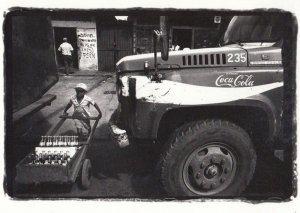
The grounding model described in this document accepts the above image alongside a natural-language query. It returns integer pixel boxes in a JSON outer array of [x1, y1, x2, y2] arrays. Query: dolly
[[15, 115, 100, 190]]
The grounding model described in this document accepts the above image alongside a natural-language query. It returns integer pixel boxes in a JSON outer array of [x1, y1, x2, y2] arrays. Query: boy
[[63, 83, 102, 139]]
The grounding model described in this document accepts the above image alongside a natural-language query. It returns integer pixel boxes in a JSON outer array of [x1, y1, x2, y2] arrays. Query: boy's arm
[[63, 101, 72, 115], [93, 103, 102, 119]]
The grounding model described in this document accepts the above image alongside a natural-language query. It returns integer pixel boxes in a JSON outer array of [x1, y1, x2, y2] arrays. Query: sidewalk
[[31, 72, 118, 141]]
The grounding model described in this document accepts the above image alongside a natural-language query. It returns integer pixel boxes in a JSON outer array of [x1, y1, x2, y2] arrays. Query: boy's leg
[[77, 128, 83, 137]]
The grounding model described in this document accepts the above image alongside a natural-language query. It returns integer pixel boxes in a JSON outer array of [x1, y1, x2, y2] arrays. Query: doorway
[[172, 28, 193, 50], [98, 25, 133, 71], [53, 27, 79, 69]]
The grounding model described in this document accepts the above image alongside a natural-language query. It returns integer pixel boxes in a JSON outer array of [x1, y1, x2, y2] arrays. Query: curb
[[58, 72, 115, 77]]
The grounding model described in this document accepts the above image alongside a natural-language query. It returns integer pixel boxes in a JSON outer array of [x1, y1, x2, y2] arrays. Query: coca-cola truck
[[109, 14, 294, 197]]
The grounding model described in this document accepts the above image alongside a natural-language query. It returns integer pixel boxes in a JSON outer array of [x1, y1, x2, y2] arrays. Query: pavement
[[33, 71, 117, 140]]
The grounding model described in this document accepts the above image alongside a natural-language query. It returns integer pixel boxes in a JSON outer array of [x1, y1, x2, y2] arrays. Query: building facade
[[51, 11, 229, 72]]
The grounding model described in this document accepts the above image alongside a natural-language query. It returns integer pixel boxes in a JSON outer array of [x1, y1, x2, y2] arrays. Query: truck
[[109, 15, 293, 197]]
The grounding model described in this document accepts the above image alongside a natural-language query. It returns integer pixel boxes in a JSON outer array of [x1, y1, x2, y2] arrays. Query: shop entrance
[[172, 28, 193, 50], [53, 27, 79, 69]]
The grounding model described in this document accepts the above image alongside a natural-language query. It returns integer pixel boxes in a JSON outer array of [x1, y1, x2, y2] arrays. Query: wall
[[9, 15, 58, 112], [134, 20, 221, 55], [77, 28, 98, 70], [135, 25, 156, 54], [51, 20, 96, 28]]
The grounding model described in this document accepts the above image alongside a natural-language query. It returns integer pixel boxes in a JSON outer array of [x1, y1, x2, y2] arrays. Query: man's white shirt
[[58, 42, 74, 56]]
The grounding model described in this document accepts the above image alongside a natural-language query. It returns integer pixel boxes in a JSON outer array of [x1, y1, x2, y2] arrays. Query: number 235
[[227, 53, 247, 63]]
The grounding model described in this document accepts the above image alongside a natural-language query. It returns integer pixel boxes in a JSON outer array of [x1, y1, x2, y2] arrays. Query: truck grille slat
[[210, 54, 215, 64], [199, 55, 203, 65], [193, 55, 197, 65], [205, 55, 209, 65], [216, 54, 221, 65], [222, 53, 226, 64]]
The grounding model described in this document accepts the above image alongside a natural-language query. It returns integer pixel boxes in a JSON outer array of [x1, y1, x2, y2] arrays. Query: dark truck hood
[[116, 45, 282, 72]]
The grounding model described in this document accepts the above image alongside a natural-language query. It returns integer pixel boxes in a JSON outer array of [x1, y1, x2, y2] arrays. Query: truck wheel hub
[[205, 164, 219, 179], [182, 143, 237, 195]]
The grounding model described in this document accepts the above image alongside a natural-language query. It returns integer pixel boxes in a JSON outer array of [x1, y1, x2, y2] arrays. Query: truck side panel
[[119, 66, 283, 140]]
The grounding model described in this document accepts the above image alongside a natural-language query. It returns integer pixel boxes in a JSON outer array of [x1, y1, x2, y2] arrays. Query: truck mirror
[[152, 16, 169, 82], [160, 16, 169, 61]]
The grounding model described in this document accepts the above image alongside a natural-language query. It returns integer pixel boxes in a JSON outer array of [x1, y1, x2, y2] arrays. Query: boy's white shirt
[[70, 95, 95, 116]]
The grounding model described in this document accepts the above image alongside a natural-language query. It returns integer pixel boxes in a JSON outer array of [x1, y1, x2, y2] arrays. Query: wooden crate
[[15, 146, 86, 184]]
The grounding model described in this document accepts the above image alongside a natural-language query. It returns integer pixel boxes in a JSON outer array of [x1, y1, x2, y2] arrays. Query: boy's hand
[[63, 112, 68, 116]]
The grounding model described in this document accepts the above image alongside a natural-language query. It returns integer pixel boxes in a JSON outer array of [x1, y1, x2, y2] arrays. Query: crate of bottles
[[15, 135, 86, 184]]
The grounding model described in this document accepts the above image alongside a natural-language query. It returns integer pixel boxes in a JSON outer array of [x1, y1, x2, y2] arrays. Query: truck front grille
[[182, 53, 226, 67]]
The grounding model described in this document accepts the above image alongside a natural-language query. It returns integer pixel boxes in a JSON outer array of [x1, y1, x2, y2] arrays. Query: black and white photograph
[[1, 0, 299, 211]]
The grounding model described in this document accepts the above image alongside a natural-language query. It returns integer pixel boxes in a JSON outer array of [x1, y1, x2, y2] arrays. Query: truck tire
[[160, 120, 256, 197], [80, 158, 92, 190]]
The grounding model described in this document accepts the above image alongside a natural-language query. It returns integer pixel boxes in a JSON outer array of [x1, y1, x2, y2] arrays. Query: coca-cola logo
[[215, 74, 254, 87]]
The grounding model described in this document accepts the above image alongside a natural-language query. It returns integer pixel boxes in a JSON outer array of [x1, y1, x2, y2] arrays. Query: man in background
[[58, 37, 74, 76]]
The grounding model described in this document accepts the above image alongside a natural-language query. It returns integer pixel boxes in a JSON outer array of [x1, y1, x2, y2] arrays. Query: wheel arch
[[156, 100, 278, 148]]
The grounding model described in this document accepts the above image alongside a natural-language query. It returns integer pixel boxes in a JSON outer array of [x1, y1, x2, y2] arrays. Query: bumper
[[108, 123, 130, 148]]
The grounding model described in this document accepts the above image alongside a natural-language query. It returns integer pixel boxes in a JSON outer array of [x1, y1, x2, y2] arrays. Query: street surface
[[11, 73, 293, 200]]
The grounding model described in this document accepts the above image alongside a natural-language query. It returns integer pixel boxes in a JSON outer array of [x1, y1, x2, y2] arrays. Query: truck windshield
[[221, 16, 284, 45]]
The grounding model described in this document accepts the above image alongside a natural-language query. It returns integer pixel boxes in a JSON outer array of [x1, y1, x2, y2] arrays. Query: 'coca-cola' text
[[215, 74, 254, 87]]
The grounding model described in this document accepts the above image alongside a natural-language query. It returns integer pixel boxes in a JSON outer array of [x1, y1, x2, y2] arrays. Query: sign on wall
[[77, 28, 98, 71]]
